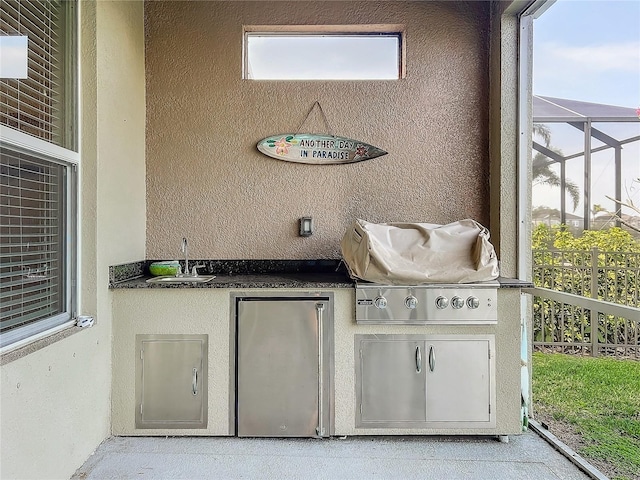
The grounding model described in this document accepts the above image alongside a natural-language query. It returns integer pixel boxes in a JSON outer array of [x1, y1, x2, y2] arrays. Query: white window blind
[[0, 146, 67, 333], [1, 0, 73, 150]]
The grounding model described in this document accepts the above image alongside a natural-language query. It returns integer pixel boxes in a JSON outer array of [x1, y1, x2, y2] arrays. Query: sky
[[532, 0, 640, 219]]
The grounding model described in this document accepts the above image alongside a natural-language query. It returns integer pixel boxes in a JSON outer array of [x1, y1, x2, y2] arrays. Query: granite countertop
[[109, 259, 355, 289], [109, 260, 533, 290]]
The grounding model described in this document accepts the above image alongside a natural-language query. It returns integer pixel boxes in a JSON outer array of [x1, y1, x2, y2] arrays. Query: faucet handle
[[191, 264, 205, 276]]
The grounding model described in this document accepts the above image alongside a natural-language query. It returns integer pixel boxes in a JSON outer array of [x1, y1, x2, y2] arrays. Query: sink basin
[[146, 275, 216, 284]]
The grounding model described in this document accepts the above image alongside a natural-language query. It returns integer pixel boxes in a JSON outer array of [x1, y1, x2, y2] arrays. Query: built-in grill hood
[[341, 219, 500, 325], [341, 219, 499, 285]]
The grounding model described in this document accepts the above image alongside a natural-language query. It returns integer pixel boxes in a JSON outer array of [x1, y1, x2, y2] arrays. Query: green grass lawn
[[532, 352, 640, 480]]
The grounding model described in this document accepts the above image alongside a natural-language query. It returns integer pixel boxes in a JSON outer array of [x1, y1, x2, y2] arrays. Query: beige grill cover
[[340, 219, 499, 284]]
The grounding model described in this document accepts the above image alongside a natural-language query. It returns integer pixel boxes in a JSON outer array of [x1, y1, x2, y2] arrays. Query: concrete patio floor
[[72, 429, 595, 480]]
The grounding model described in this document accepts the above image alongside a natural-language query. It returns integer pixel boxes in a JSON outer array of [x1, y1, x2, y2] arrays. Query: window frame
[[0, 0, 79, 353], [243, 24, 406, 80], [0, 127, 78, 352], [517, 0, 555, 280]]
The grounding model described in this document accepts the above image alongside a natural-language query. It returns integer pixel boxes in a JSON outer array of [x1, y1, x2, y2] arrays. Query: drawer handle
[[429, 345, 435, 372], [416, 346, 422, 373], [192, 368, 198, 396]]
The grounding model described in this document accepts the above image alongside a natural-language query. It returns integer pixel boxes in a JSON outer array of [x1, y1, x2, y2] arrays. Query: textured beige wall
[[0, 325, 110, 479], [145, 1, 492, 260], [489, 3, 520, 278], [97, 1, 147, 265], [0, 2, 146, 478]]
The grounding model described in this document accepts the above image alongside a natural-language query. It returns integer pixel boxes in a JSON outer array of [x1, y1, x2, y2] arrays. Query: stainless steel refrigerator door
[[237, 299, 323, 437]]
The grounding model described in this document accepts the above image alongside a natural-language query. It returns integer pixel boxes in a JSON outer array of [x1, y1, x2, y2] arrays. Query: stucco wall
[[489, 1, 521, 279], [145, 1, 492, 260], [0, 2, 146, 479], [97, 1, 147, 265]]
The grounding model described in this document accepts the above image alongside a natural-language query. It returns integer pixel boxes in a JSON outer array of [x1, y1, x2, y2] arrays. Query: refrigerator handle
[[316, 302, 325, 437]]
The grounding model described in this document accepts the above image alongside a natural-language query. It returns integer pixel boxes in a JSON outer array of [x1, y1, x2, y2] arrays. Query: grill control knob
[[435, 296, 449, 309], [404, 295, 418, 309], [451, 296, 465, 309], [467, 296, 480, 309], [374, 296, 387, 309]]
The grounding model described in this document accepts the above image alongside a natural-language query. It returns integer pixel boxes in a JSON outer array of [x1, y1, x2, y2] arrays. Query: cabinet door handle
[[428, 345, 435, 372], [192, 368, 198, 396], [416, 346, 422, 373]]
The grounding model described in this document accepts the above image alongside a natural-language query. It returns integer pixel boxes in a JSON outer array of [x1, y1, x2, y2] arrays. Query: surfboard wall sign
[[257, 134, 387, 165]]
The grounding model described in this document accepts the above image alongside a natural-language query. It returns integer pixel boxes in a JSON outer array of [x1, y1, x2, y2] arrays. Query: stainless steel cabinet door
[[356, 334, 495, 429], [426, 338, 493, 423], [237, 299, 323, 437], [358, 338, 427, 425], [136, 334, 208, 429]]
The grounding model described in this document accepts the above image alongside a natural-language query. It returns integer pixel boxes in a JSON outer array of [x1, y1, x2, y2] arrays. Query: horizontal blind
[[0, 0, 67, 147], [0, 146, 66, 333]]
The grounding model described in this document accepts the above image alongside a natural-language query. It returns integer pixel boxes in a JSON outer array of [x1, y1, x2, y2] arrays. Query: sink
[[146, 275, 216, 284]]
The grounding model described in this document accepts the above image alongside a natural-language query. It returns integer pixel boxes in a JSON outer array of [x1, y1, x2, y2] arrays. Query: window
[[1, 0, 77, 351], [244, 25, 405, 80]]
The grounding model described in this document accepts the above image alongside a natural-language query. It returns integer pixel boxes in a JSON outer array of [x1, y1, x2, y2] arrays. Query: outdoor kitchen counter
[[110, 262, 529, 438], [110, 274, 530, 289], [108, 260, 531, 290]]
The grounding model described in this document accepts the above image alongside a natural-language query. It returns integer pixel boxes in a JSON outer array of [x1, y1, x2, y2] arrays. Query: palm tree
[[532, 124, 580, 212], [533, 124, 552, 148]]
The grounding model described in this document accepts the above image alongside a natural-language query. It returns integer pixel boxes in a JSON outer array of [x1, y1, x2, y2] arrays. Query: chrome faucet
[[180, 237, 205, 277], [181, 237, 189, 276]]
